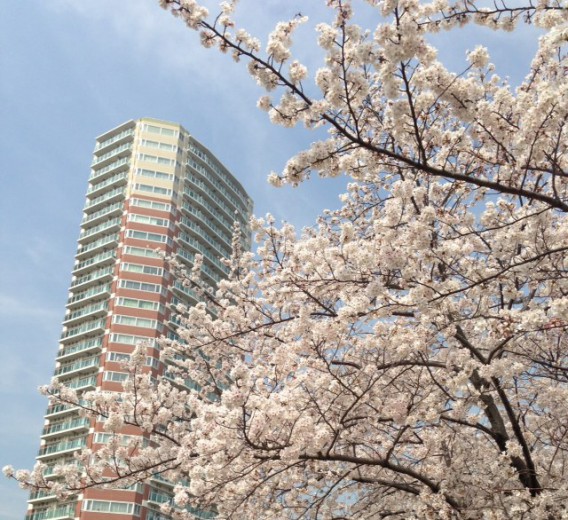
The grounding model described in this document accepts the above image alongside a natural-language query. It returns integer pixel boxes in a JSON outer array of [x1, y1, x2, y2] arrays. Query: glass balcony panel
[[69, 266, 114, 291], [183, 179, 237, 231], [75, 234, 119, 259], [60, 319, 106, 342], [91, 142, 132, 168], [86, 172, 128, 199], [64, 375, 98, 390], [178, 233, 228, 275], [188, 144, 251, 210], [72, 250, 116, 276], [37, 437, 87, 458], [67, 283, 111, 307], [89, 157, 130, 184], [84, 187, 125, 213], [81, 201, 123, 227], [56, 337, 103, 361], [26, 503, 76, 520], [63, 301, 108, 326], [54, 356, 100, 377], [94, 128, 134, 153], [78, 217, 121, 244], [41, 417, 90, 439]]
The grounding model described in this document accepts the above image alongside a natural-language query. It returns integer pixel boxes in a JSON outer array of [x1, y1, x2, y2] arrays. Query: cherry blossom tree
[[7, 0, 568, 518]]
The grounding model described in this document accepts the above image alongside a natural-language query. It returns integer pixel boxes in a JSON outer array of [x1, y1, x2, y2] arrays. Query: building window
[[123, 246, 161, 259], [115, 297, 162, 312], [109, 333, 156, 346], [83, 500, 140, 515], [133, 183, 173, 196], [121, 263, 164, 276]]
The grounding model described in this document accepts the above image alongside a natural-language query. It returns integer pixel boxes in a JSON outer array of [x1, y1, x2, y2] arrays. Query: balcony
[[44, 402, 77, 419], [87, 172, 128, 199], [56, 337, 103, 362], [28, 489, 57, 504], [67, 283, 111, 307], [26, 503, 76, 520], [180, 211, 231, 251], [91, 142, 132, 169], [42, 461, 79, 479], [94, 127, 134, 154], [187, 156, 245, 215], [75, 234, 119, 259], [65, 374, 97, 391], [178, 233, 228, 275], [188, 143, 251, 209], [146, 511, 173, 520], [72, 250, 116, 276], [37, 438, 87, 460], [176, 248, 220, 285], [184, 176, 239, 228], [78, 217, 121, 244], [148, 490, 173, 506], [182, 189, 233, 238], [172, 281, 197, 303], [63, 301, 108, 327], [179, 218, 230, 259], [146, 491, 216, 520], [84, 187, 125, 213], [89, 156, 130, 184], [69, 266, 114, 292], [60, 318, 106, 342], [54, 355, 100, 378], [81, 201, 124, 227], [41, 417, 90, 440]]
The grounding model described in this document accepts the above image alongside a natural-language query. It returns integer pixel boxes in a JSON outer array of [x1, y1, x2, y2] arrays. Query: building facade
[[28, 118, 252, 520]]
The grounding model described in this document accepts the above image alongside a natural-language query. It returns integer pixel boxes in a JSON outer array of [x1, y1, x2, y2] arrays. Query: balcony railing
[[63, 301, 108, 326], [148, 490, 173, 505], [84, 187, 125, 213], [180, 210, 231, 251], [188, 143, 251, 209], [81, 201, 123, 226], [67, 283, 111, 306], [28, 489, 57, 503], [178, 234, 228, 274], [69, 266, 114, 291], [60, 318, 106, 341], [182, 187, 233, 237], [37, 438, 87, 458], [176, 248, 220, 284], [91, 142, 132, 167], [94, 128, 134, 153], [42, 417, 90, 438], [187, 156, 246, 215], [172, 281, 197, 301], [86, 172, 128, 199], [73, 250, 116, 276], [57, 337, 102, 361], [78, 217, 121, 244], [184, 176, 243, 228], [179, 218, 230, 260], [54, 356, 100, 377], [42, 461, 79, 478], [66, 375, 97, 390], [75, 234, 119, 259], [89, 156, 130, 184], [26, 503, 76, 520], [44, 403, 78, 418]]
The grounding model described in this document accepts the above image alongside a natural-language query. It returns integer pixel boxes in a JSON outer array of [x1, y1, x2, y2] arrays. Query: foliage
[[8, 0, 568, 518]]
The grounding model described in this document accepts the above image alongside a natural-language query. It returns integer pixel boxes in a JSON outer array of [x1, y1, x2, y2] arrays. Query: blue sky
[[0, 1, 540, 517]]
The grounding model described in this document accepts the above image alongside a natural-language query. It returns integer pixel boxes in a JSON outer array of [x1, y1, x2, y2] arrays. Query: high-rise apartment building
[[27, 118, 253, 520]]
